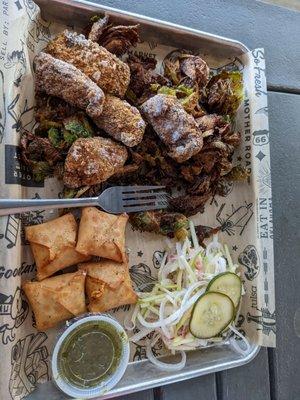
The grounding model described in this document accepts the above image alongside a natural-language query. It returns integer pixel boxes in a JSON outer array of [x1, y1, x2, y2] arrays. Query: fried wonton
[[22, 270, 86, 331], [79, 260, 137, 312], [76, 207, 128, 262], [25, 213, 91, 281]]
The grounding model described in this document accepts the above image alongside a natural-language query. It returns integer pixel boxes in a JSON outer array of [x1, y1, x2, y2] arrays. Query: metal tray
[[32, 0, 260, 398]]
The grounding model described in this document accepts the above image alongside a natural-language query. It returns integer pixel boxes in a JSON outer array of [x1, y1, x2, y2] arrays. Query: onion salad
[[127, 221, 250, 371]]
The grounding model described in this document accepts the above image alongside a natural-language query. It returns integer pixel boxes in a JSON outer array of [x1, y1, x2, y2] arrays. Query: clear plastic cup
[[51, 314, 130, 398]]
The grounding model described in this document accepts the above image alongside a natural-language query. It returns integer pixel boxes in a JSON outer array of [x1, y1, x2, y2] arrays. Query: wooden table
[[26, 1, 300, 399]]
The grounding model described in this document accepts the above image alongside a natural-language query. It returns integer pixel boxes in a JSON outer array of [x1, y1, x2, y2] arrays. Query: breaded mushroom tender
[[45, 30, 130, 98], [141, 94, 203, 163], [64, 137, 127, 188], [94, 95, 146, 147], [35, 52, 104, 119]]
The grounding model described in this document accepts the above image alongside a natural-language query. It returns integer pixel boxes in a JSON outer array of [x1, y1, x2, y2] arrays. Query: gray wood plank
[[89, 0, 300, 92], [267, 92, 300, 400], [159, 374, 217, 400], [218, 347, 270, 400], [119, 389, 154, 400]]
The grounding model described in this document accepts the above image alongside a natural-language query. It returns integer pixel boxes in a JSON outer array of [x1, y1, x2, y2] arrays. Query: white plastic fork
[[0, 186, 169, 216]]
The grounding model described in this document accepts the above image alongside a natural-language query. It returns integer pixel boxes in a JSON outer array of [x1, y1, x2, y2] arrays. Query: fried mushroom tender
[[140, 94, 203, 163], [94, 95, 146, 147], [35, 52, 105, 120], [64, 137, 127, 188], [45, 30, 130, 97]]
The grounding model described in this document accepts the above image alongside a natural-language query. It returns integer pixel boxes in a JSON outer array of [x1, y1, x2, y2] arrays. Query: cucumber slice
[[206, 272, 242, 308], [189, 292, 234, 339]]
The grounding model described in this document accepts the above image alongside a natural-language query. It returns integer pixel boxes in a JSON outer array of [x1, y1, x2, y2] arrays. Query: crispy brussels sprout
[[31, 161, 52, 182], [62, 115, 93, 145], [224, 165, 249, 181], [206, 71, 243, 116], [48, 127, 62, 147], [130, 210, 189, 239]]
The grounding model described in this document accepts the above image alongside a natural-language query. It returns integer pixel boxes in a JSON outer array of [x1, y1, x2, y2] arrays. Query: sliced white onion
[[124, 304, 139, 331], [181, 281, 206, 307], [189, 220, 199, 250], [146, 342, 186, 371], [130, 328, 153, 342], [159, 299, 172, 339]]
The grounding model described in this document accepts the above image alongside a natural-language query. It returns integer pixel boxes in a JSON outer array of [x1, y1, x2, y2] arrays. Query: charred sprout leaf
[[48, 127, 62, 147], [127, 55, 169, 103], [206, 71, 243, 116], [130, 211, 189, 238], [163, 58, 181, 85], [179, 55, 210, 88], [86, 14, 139, 56], [20, 131, 62, 166], [151, 83, 203, 117], [62, 188, 78, 198], [35, 93, 79, 123], [195, 225, 220, 247], [31, 161, 52, 182], [224, 165, 249, 181]]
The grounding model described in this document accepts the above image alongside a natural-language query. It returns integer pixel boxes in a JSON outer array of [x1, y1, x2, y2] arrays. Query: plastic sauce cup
[[51, 314, 129, 398]]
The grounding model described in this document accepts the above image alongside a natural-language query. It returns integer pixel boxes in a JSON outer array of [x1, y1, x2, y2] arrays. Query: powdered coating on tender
[[64, 137, 128, 188], [94, 95, 146, 147], [140, 94, 203, 163], [35, 52, 105, 119], [45, 30, 130, 97]]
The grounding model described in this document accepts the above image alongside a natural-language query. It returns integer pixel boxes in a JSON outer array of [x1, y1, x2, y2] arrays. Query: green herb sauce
[[58, 322, 122, 388]]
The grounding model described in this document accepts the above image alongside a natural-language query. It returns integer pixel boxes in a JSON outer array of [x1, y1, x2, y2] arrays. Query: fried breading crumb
[[94, 95, 146, 147], [64, 137, 127, 188], [141, 94, 203, 163]]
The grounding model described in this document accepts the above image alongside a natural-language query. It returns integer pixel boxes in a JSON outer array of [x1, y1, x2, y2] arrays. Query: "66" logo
[[252, 130, 269, 146]]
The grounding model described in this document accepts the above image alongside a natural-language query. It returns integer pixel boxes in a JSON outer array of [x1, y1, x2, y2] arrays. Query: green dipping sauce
[[58, 321, 123, 389]]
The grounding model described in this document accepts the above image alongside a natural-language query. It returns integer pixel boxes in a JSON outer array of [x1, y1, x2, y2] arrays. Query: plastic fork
[[0, 186, 169, 216]]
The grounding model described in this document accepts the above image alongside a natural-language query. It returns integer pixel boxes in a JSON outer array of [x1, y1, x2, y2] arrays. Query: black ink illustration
[[258, 162, 271, 195], [247, 308, 276, 335], [235, 314, 246, 338], [4, 41, 26, 87], [216, 202, 253, 236], [5, 145, 43, 187], [18, 193, 45, 245], [255, 106, 268, 116], [132, 331, 163, 361], [255, 150, 266, 162], [153, 250, 165, 270], [23, 0, 51, 44], [7, 94, 35, 133], [130, 263, 157, 292], [215, 57, 244, 73], [0, 194, 44, 248], [0, 214, 20, 249], [252, 129, 269, 146], [0, 70, 6, 144], [15, 0, 23, 10], [9, 332, 49, 400], [0, 288, 29, 345], [238, 245, 260, 281], [210, 179, 234, 207]]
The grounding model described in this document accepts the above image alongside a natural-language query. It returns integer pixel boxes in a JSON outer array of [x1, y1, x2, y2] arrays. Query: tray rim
[[30, 0, 259, 397]]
